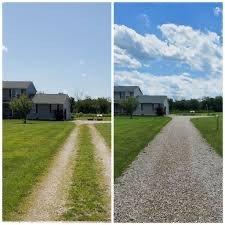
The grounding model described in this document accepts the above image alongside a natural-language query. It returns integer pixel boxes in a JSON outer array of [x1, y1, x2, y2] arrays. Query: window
[[154, 103, 159, 110], [21, 89, 26, 95], [12, 89, 16, 98], [36, 104, 38, 113], [130, 92, 134, 97], [141, 104, 143, 111], [120, 92, 125, 99], [50, 104, 58, 112]]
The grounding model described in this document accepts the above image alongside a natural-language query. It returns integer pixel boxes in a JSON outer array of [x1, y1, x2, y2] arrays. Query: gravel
[[114, 116, 223, 223]]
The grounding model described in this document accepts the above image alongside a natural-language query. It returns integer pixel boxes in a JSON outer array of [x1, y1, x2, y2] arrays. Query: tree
[[74, 97, 111, 114], [120, 97, 139, 119], [9, 94, 33, 124], [168, 98, 174, 111], [69, 97, 75, 113]]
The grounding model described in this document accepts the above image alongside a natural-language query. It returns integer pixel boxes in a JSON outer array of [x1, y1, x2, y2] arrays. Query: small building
[[114, 85, 169, 115], [28, 93, 71, 120], [135, 95, 169, 115], [3, 81, 37, 118]]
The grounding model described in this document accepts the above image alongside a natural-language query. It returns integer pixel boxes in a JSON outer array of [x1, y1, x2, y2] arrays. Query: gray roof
[[114, 85, 143, 94], [3, 81, 35, 89], [32, 94, 69, 104], [138, 95, 167, 104]]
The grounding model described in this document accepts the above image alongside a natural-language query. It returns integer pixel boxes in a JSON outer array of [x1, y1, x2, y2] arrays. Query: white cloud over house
[[115, 70, 222, 100], [114, 24, 222, 75], [114, 45, 142, 69], [114, 23, 223, 99]]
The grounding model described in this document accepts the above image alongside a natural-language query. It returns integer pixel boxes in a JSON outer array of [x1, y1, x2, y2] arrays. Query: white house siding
[[134, 103, 159, 115], [164, 99, 169, 115], [134, 88, 143, 97], [28, 104, 57, 120], [63, 98, 71, 120]]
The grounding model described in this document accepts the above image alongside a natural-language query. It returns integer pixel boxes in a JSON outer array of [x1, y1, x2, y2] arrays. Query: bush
[[156, 107, 165, 116]]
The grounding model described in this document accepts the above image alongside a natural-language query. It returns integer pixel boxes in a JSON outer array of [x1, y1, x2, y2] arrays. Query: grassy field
[[114, 116, 171, 178], [63, 125, 109, 221], [3, 120, 74, 220], [95, 123, 111, 148], [191, 116, 223, 156]]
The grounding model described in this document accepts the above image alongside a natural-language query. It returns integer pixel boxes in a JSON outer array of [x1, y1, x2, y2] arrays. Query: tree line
[[70, 97, 111, 114], [169, 96, 222, 112]]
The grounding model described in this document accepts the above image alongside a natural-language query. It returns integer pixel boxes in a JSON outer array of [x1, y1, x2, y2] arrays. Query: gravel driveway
[[114, 116, 223, 223]]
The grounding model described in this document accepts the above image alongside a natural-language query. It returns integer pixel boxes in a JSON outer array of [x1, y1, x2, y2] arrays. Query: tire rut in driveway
[[23, 126, 79, 221]]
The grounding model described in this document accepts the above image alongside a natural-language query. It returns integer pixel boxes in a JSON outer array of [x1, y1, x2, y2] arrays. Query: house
[[28, 93, 71, 120], [114, 86, 142, 114], [114, 85, 169, 115], [3, 81, 37, 118], [3, 81, 71, 120]]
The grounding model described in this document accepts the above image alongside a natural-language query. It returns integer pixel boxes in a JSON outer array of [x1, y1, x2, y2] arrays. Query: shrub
[[156, 107, 165, 116]]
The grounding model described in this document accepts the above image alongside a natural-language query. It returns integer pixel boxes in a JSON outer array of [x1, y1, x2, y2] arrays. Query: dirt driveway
[[23, 119, 111, 221], [114, 116, 222, 223]]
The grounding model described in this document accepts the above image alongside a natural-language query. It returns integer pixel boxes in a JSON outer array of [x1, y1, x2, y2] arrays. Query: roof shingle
[[32, 93, 69, 104], [3, 81, 34, 89]]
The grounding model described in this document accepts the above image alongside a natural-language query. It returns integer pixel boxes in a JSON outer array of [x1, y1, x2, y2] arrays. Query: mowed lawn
[[3, 120, 74, 220], [191, 116, 222, 156], [95, 123, 111, 148], [63, 125, 109, 221], [114, 116, 171, 178]]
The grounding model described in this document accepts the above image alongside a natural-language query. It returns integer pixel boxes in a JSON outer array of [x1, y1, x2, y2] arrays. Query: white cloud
[[115, 70, 222, 100], [114, 24, 222, 75], [2, 45, 8, 53], [114, 45, 142, 69], [139, 13, 150, 28], [81, 73, 87, 77], [213, 7, 222, 16]]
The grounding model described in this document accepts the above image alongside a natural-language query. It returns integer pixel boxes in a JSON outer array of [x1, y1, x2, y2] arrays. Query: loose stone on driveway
[[114, 116, 223, 223]]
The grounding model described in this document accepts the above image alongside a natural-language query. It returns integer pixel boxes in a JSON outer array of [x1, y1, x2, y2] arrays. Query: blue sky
[[3, 3, 111, 98], [114, 3, 223, 99]]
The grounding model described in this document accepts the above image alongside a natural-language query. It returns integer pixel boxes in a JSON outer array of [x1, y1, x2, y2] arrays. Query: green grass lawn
[[3, 120, 74, 220], [95, 123, 111, 149], [63, 125, 109, 221], [191, 116, 223, 156], [114, 116, 171, 178]]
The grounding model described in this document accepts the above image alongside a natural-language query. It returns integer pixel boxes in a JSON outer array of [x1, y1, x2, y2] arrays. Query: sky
[[3, 3, 111, 99], [114, 3, 223, 100]]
